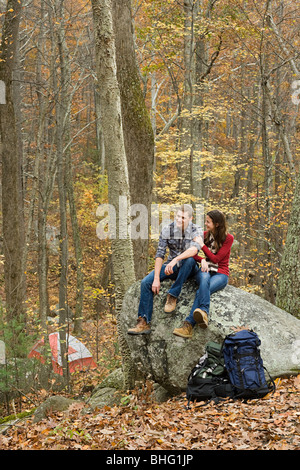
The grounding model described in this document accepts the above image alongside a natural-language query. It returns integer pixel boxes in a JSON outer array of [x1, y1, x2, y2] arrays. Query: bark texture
[[112, 0, 154, 279], [91, 0, 136, 389], [0, 1, 26, 320], [276, 174, 300, 318]]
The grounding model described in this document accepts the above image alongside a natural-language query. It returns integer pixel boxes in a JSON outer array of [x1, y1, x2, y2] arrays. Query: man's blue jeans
[[138, 258, 199, 324], [185, 271, 228, 327]]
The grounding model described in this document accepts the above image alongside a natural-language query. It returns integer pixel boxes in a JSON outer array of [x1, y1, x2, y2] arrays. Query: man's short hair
[[178, 204, 194, 218]]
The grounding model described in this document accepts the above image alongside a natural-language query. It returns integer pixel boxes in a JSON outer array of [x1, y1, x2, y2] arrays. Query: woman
[[173, 210, 234, 339]]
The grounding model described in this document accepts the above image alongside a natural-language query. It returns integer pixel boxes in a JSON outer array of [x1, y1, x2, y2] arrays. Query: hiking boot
[[193, 308, 208, 329], [164, 294, 177, 313], [128, 317, 151, 335], [173, 321, 193, 339]]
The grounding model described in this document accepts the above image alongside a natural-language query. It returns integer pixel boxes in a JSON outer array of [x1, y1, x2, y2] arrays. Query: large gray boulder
[[120, 279, 300, 395]]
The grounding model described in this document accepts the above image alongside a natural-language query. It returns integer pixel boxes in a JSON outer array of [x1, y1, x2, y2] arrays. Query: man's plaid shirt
[[155, 221, 203, 264]]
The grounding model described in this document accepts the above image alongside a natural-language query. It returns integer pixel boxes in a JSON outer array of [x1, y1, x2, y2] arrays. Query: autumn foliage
[[0, 376, 299, 450], [0, 0, 299, 452]]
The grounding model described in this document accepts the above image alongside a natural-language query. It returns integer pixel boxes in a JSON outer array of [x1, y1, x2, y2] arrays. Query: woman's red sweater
[[194, 231, 234, 276]]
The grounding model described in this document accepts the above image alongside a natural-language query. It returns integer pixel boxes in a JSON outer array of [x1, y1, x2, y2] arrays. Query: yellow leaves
[[86, 286, 106, 300], [181, 104, 216, 122], [195, 149, 239, 181]]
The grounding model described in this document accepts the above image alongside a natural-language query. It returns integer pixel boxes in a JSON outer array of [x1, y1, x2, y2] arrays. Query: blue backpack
[[222, 330, 275, 399]]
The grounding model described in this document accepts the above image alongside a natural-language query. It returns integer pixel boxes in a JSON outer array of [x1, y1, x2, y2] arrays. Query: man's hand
[[164, 259, 177, 276], [152, 278, 161, 294]]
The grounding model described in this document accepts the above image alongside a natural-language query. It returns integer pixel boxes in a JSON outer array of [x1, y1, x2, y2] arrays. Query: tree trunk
[[112, 0, 154, 280], [178, 0, 198, 198], [276, 172, 300, 318], [34, 0, 50, 331], [91, 0, 136, 389], [261, 79, 275, 302], [179, 0, 220, 202], [0, 1, 26, 321], [67, 142, 84, 336], [56, 0, 71, 386]]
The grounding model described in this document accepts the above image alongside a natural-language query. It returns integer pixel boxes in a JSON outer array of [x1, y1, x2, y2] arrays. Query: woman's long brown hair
[[204, 210, 228, 251]]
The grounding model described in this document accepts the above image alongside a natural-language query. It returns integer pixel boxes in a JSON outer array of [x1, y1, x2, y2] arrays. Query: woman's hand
[[194, 235, 204, 248], [201, 259, 209, 272]]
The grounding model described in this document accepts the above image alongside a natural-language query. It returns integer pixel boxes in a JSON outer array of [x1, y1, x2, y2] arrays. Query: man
[[128, 204, 202, 335]]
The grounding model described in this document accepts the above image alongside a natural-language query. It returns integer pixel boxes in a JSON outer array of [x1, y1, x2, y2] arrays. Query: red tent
[[28, 332, 97, 375]]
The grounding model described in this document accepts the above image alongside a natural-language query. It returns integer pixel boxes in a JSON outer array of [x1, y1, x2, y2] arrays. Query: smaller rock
[[33, 396, 75, 423], [153, 383, 170, 403], [83, 368, 125, 411], [86, 387, 122, 410]]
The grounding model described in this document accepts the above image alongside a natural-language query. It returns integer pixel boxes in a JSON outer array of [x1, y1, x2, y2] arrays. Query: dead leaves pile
[[0, 376, 299, 451]]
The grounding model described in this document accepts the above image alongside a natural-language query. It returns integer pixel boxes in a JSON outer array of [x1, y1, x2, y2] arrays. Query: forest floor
[[0, 323, 299, 452], [0, 376, 299, 451]]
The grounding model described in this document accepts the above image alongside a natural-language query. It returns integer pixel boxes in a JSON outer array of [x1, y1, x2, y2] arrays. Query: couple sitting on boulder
[[128, 204, 234, 338]]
